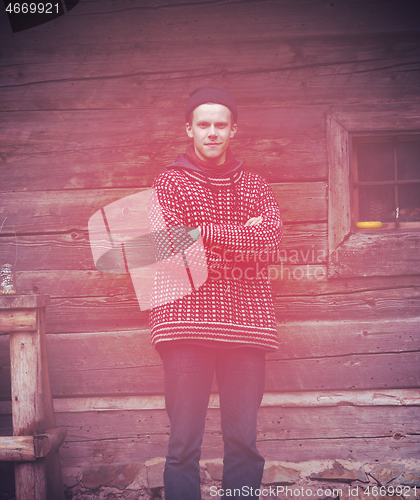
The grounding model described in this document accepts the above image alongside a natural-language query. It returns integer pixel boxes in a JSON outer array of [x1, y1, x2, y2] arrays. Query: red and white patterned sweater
[[149, 162, 282, 350]]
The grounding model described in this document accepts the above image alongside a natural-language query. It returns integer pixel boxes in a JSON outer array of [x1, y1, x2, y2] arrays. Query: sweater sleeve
[[200, 180, 282, 253]]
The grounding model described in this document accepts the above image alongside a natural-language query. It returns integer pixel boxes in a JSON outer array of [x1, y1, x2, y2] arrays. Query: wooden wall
[[1, 0, 420, 485]]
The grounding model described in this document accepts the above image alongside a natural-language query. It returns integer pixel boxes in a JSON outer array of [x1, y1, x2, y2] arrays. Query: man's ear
[[186, 123, 193, 138], [229, 123, 237, 138]]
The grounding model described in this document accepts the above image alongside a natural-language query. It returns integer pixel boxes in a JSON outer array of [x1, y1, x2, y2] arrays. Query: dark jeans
[[159, 342, 266, 500]]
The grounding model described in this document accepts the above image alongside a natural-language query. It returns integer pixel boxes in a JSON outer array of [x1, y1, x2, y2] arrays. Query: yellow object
[[356, 221, 383, 229]]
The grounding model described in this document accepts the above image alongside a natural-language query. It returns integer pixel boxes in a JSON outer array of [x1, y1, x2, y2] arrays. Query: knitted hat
[[185, 86, 238, 123]]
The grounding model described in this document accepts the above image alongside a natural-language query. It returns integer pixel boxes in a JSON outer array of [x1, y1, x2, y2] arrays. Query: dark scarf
[[183, 145, 242, 178]]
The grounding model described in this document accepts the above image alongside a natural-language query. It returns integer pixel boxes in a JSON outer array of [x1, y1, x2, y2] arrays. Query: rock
[[81, 463, 143, 489], [146, 460, 166, 489], [401, 469, 420, 488], [204, 460, 224, 481], [126, 465, 148, 490], [262, 464, 300, 485], [369, 463, 405, 486], [310, 461, 368, 483]]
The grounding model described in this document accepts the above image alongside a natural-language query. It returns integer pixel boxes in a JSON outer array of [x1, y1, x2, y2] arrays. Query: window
[[353, 135, 420, 229], [327, 105, 420, 278]]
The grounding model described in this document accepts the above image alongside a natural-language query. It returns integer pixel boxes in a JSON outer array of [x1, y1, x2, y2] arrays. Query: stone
[[262, 464, 300, 485], [146, 460, 166, 489], [310, 461, 368, 483], [126, 465, 148, 490], [369, 463, 405, 486], [82, 463, 143, 489], [401, 469, 420, 488], [204, 460, 224, 481]]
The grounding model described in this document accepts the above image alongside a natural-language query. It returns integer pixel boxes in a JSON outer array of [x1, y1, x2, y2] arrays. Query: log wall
[[0, 0, 419, 493]]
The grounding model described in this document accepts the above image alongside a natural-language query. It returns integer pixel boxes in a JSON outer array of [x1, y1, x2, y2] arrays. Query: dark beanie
[[185, 86, 238, 123]]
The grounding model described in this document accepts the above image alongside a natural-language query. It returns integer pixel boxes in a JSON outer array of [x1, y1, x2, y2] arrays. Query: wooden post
[[0, 294, 65, 500]]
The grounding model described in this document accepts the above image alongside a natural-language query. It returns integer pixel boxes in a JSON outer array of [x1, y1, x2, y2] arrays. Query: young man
[[150, 86, 282, 500]]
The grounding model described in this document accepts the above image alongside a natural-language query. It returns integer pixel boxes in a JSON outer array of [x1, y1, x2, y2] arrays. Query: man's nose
[[208, 125, 217, 137]]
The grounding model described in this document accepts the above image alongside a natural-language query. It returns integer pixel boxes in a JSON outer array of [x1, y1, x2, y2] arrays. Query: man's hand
[[245, 215, 263, 227]]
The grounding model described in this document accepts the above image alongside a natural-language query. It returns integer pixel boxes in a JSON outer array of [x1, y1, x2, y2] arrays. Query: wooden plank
[[1, 316, 419, 399], [270, 317, 420, 360], [56, 427, 420, 466], [14, 263, 420, 302], [2, 336, 419, 398], [53, 405, 420, 443], [0, 182, 326, 235], [329, 231, 420, 278], [266, 351, 420, 392], [41, 287, 420, 334], [0, 222, 326, 273], [0, 309, 37, 334], [0, 295, 49, 309], [1, 0, 419, 48], [1, 389, 419, 419], [327, 114, 351, 254], [0, 436, 35, 462], [258, 435, 420, 463], [331, 103, 420, 133], [1, 51, 419, 111], [1, 23, 419, 109], [0, 107, 327, 191], [271, 267, 420, 295], [274, 286, 420, 322]]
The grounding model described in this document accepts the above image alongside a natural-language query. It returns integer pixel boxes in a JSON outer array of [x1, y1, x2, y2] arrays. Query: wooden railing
[[0, 294, 66, 500]]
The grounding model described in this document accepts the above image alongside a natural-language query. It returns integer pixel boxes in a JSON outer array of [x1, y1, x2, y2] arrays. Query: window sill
[[328, 230, 420, 278]]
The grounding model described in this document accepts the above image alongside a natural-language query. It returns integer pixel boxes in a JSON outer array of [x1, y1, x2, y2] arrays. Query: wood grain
[[0, 182, 326, 234]]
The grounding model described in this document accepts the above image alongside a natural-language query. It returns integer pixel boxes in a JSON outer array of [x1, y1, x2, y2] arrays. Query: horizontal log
[[13, 265, 420, 303], [52, 405, 420, 443], [1, 389, 419, 425], [0, 427, 66, 461], [0, 222, 326, 273], [0, 107, 327, 191], [2, 329, 419, 398], [274, 286, 420, 322], [0, 182, 326, 234], [271, 267, 420, 296], [3, 405, 420, 465], [330, 103, 420, 132], [1, 27, 419, 110], [36, 286, 420, 335], [329, 231, 420, 278], [0, 436, 35, 461], [33, 427, 67, 458], [57, 430, 420, 466], [1, 0, 419, 49], [0, 309, 37, 334], [2, 316, 419, 400], [0, 295, 49, 309]]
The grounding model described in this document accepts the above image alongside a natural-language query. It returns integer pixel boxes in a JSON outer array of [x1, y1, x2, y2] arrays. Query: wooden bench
[[0, 294, 66, 500]]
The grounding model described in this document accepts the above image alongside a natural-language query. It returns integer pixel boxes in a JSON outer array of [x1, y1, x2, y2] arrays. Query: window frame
[[352, 134, 420, 230], [327, 105, 420, 278]]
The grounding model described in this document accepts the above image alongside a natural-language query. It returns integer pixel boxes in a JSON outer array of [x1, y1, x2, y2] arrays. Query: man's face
[[186, 103, 237, 165]]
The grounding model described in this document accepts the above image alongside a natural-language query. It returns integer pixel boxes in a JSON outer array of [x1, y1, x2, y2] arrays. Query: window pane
[[357, 142, 394, 182], [396, 141, 420, 180], [398, 184, 420, 221], [358, 185, 395, 222]]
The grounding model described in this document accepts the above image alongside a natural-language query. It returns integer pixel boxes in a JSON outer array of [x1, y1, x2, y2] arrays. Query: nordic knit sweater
[[149, 152, 283, 350]]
